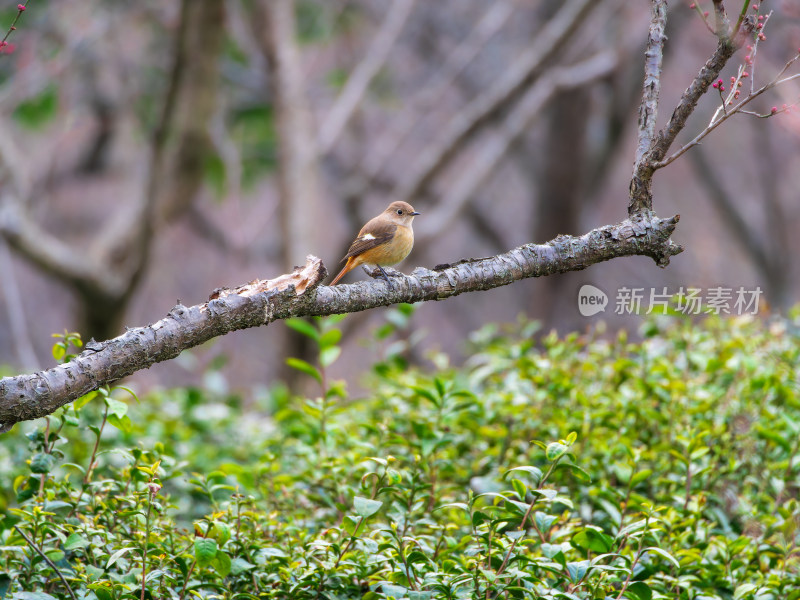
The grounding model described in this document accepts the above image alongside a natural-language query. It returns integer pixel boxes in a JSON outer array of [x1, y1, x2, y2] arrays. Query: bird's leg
[[377, 266, 393, 287]]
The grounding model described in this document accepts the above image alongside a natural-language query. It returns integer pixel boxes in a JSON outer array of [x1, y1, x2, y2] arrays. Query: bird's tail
[[330, 257, 355, 285]]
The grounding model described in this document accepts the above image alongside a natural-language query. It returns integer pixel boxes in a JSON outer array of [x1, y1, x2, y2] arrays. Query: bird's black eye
[[396, 209, 403, 215]]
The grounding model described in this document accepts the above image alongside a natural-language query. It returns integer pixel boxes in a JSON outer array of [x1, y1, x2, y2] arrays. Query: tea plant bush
[[1, 310, 799, 599]]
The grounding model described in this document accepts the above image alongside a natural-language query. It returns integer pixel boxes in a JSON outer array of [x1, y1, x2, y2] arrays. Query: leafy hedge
[[1, 309, 799, 599]]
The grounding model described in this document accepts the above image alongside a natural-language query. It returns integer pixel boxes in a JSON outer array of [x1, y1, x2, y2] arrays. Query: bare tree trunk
[[0, 0, 226, 342], [532, 88, 590, 325], [257, 0, 323, 269], [255, 0, 325, 388]]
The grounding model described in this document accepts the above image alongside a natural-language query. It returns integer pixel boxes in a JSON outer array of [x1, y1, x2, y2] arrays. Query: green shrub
[[1, 311, 799, 599]]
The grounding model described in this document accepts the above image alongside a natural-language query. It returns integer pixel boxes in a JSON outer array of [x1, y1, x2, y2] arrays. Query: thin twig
[[0, 1, 29, 52], [732, 0, 752, 39], [14, 525, 78, 600], [654, 69, 800, 168]]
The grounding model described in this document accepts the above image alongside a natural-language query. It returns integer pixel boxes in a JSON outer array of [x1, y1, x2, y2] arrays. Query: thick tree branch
[[0, 214, 681, 432], [633, 0, 667, 168]]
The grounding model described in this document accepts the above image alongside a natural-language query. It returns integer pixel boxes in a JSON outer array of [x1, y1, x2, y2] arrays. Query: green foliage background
[[1, 310, 800, 599]]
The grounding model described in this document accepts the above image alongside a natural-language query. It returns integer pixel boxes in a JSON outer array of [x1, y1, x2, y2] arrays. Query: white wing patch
[[361, 233, 376, 240]]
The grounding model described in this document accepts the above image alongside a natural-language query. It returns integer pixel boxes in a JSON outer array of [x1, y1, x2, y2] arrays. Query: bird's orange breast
[[360, 225, 414, 266]]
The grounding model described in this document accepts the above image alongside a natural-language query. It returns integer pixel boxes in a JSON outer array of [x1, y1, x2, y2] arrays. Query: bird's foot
[[363, 265, 403, 287]]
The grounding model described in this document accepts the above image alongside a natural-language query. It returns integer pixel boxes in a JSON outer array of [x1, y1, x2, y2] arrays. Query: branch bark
[[0, 214, 682, 432]]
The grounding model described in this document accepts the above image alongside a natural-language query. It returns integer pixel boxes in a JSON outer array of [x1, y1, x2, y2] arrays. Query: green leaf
[[30, 453, 55, 474], [111, 385, 140, 403], [624, 581, 652, 600], [411, 385, 439, 405], [43, 501, 72, 514], [353, 496, 383, 518], [84, 564, 105, 581], [104, 397, 128, 419], [559, 463, 592, 482], [64, 533, 90, 551], [733, 583, 759, 600], [511, 477, 527, 500], [106, 414, 132, 433], [45, 549, 64, 562], [644, 546, 680, 570], [211, 551, 232, 577], [320, 346, 342, 368], [74, 391, 99, 410], [195, 538, 218, 567], [12, 593, 59, 600], [504, 465, 543, 484], [211, 521, 231, 546], [51, 343, 66, 361], [630, 469, 653, 487], [380, 584, 408, 599], [534, 511, 557, 533], [286, 358, 322, 383], [546, 442, 569, 461], [318, 329, 342, 349], [230, 557, 255, 576], [572, 528, 613, 553], [436, 502, 469, 513], [106, 546, 134, 569], [286, 318, 319, 341], [565, 561, 588, 583]]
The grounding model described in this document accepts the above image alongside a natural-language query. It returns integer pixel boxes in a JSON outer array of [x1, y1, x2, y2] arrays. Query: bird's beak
[[410, 211, 421, 216]]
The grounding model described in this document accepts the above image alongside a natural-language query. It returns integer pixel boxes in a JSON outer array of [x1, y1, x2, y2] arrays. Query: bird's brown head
[[384, 201, 420, 226]]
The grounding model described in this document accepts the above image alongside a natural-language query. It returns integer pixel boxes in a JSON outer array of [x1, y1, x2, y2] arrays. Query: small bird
[[330, 201, 420, 285]]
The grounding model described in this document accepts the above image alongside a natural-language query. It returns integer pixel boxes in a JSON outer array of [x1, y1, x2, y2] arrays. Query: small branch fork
[[656, 54, 800, 168], [626, 0, 800, 215], [0, 214, 681, 432]]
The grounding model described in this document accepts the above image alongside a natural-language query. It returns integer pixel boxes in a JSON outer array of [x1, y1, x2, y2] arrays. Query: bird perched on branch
[[330, 201, 420, 286]]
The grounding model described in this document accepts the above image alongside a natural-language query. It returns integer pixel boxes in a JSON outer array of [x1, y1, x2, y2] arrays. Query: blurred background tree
[[0, 0, 797, 395]]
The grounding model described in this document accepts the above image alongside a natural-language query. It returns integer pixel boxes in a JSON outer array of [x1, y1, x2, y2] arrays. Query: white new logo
[[578, 284, 608, 316]]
